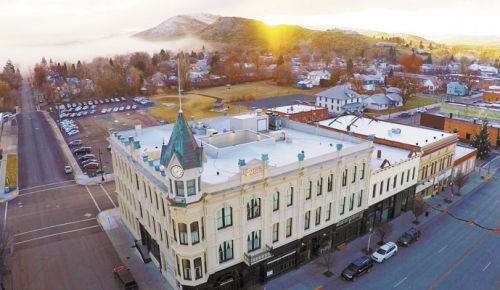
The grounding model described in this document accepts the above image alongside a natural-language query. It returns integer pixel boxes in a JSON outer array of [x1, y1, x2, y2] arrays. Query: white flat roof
[[270, 104, 322, 114], [371, 143, 415, 171], [454, 144, 476, 161], [319, 115, 454, 147], [121, 115, 362, 185]]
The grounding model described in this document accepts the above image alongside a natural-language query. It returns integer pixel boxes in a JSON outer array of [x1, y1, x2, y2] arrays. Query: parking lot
[[53, 97, 159, 175]]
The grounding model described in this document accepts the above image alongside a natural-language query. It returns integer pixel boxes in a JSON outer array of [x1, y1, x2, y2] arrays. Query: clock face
[[170, 165, 184, 178]]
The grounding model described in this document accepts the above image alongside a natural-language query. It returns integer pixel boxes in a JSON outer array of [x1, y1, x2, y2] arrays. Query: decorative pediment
[[380, 159, 391, 169]]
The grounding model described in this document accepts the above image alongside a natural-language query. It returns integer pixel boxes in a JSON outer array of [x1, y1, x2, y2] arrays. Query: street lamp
[[99, 148, 105, 182]]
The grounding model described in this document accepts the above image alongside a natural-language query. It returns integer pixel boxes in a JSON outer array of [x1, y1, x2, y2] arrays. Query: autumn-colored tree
[[0, 80, 10, 98], [398, 54, 423, 73], [33, 64, 47, 89], [128, 67, 142, 95]]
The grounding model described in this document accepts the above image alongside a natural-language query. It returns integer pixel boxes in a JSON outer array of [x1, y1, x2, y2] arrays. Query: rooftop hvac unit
[[269, 130, 286, 141], [206, 128, 218, 137], [390, 128, 402, 135]]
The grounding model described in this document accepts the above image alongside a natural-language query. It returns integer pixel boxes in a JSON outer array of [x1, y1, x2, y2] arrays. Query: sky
[[1, 0, 499, 69]]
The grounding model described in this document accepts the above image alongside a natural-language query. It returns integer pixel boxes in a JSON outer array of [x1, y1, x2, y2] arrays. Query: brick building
[[483, 89, 500, 102], [266, 104, 329, 123], [421, 113, 500, 147]]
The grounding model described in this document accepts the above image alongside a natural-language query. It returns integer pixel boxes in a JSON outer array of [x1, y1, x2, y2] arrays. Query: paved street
[[266, 171, 500, 290], [1, 81, 123, 290]]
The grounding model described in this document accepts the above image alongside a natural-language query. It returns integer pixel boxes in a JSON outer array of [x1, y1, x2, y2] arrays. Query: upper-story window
[[175, 181, 184, 197], [186, 179, 196, 196], [360, 163, 365, 180], [357, 190, 363, 207], [272, 223, 279, 243], [349, 193, 354, 211], [273, 191, 279, 211], [305, 181, 312, 200], [286, 187, 294, 206], [247, 198, 261, 220], [352, 165, 357, 183], [247, 230, 261, 252], [286, 218, 293, 237], [304, 211, 311, 230], [190, 222, 199, 245], [218, 240, 234, 263], [182, 259, 191, 280], [342, 169, 348, 186], [325, 202, 332, 221], [340, 197, 346, 215], [327, 174, 333, 192], [178, 223, 188, 245], [217, 206, 232, 230], [317, 178, 323, 196], [315, 207, 321, 225], [194, 257, 203, 280]]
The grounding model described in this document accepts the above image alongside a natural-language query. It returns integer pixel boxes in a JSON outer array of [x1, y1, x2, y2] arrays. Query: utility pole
[[366, 227, 373, 253]]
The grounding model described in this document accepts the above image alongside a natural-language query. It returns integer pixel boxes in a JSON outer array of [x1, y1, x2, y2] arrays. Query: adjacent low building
[[446, 82, 468, 96], [266, 104, 329, 123], [110, 110, 372, 289], [319, 116, 458, 197], [363, 93, 403, 111], [483, 87, 500, 102]]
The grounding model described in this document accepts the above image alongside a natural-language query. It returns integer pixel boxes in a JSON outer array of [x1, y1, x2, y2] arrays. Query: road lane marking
[[14, 218, 96, 236], [85, 186, 101, 212], [19, 184, 78, 196], [19, 179, 75, 192], [99, 184, 117, 208], [428, 234, 489, 290], [438, 245, 448, 253], [394, 277, 407, 288], [482, 262, 491, 272], [2, 201, 8, 231], [14, 225, 101, 245]]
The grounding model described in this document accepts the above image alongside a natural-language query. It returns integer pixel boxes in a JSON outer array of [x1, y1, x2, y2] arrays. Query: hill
[[134, 13, 220, 40]]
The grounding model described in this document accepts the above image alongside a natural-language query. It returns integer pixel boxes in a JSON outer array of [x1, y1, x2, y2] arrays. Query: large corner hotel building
[[109, 110, 464, 289]]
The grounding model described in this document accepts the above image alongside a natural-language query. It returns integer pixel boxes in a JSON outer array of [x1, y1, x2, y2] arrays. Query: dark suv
[[397, 227, 421, 246], [341, 256, 373, 281]]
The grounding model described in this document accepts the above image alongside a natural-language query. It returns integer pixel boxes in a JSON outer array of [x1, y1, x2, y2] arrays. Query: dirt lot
[[64, 110, 158, 174]]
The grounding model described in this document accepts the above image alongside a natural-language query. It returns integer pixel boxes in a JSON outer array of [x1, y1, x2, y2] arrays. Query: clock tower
[[160, 110, 204, 203]]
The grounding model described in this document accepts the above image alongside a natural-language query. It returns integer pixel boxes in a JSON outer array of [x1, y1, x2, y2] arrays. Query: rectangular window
[[304, 211, 311, 230], [219, 240, 234, 263], [273, 191, 279, 211], [342, 169, 348, 186], [182, 259, 191, 280], [325, 202, 332, 221], [372, 184, 377, 198], [179, 223, 188, 245], [315, 207, 321, 225], [361, 163, 365, 180], [287, 187, 294, 206], [247, 230, 261, 252], [217, 207, 232, 230], [380, 181, 384, 195], [386, 178, 390, 191], [190, 222, 199, 245], [186, 179, 196, 196], [349, 193, 354, 211], [340, 196, 346, 215], [358, 190, 363, 207], [327, 174, 333, 192], [194, 258, 202, 280], [393, 175, 397, 188], [305, 181, 312, 200], [317, 178, 323, 196], [272, 223, 279, 243], [401, 172, 405, 185], [247, 198, 261, 220], [407, 169, 411, 182], [352, 166, 357, 183], [412, 167, 416, 180], [286, 218, 293, 237], [175, 181, 185, 197]]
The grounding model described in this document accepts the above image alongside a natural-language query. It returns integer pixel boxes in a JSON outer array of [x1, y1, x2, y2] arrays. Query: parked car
[[82, 159, 98, 166], [120, 97, 126, 101], [416, 107, 427, 113], [64, 165, 73, 174], [341, 256, 373, 281], [74, 147, 91, 155], [69, 140, 82, 146], [79, 154, 96, 161], [371, 241, 398, 263], [397, 228, 421, 247], [113, 265, 138, 290], [83, 162, 100, 170], [398, 112, 411, 118], [113, 107, 119, 112]]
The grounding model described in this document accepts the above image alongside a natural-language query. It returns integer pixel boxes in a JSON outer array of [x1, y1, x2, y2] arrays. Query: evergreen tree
[[471, 121, 491, 160]]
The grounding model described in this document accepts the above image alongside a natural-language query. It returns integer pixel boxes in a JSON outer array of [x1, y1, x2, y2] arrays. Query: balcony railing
[[244, 245, 273, 266]]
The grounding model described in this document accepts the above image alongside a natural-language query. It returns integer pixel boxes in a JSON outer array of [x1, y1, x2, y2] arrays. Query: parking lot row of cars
[[341, 227, 421, 281], [133, 96, 154, 106], [57, 97, 152, 120], [61, 119, 80, 136], [69, 140, 102, 172]]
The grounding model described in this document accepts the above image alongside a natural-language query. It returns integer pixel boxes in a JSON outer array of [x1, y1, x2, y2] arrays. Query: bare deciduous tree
[[374, 222, 393, 245], [412, 198, 428, 224]]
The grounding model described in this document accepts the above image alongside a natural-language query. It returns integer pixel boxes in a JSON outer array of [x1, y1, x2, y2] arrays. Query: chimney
[[377, 149, 382, 159], [449, 113, 453, 119]]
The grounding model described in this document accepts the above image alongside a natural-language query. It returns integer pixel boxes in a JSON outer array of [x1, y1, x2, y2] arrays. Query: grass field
[[366, 96, 439, 116], [189, 81, 323, 102], [147, 94, 247, 122], [6, 154, 17, 188]]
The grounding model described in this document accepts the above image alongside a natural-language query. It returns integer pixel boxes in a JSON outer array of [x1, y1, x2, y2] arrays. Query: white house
[[316, 85, 364, 114], [307, 70, 331, 86]]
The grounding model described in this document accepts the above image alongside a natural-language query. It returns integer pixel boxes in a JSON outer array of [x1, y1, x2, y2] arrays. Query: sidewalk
[[266, 167, 491, 290], [0, 116, 19, 202], [98, 208, 175, 290]]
